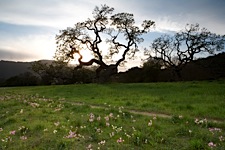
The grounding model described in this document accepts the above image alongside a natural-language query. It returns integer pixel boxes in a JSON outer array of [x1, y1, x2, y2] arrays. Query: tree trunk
[[96, 65, 118, 83], [173, 67, 183, 81]]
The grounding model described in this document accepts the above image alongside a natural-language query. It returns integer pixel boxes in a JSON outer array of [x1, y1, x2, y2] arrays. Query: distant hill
[[0, 60, 53, 82]]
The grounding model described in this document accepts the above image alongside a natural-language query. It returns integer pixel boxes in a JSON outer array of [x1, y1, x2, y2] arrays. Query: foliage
[[146, 23, 225, 80], [142, 57, 163, 82], [31, 60, 73, 85], [55, 4, 155, 81], [31, 61, 95, 85], [3, 72, 39, 86]]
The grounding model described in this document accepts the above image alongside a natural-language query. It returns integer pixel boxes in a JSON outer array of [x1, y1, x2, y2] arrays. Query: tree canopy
[[145, 23, 225, 79], [55, 4, 155, 82]]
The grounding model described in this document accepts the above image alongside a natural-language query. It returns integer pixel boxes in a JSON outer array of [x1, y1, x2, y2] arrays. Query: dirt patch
[[62, 100, 223, 123], [129, 110, 171, 118]]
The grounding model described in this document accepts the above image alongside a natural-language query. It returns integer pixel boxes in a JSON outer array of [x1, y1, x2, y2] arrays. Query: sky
[[0, 0, 225, 69]]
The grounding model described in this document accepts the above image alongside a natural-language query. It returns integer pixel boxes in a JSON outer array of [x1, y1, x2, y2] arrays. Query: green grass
[[0, 81, 225, 149], [3, 80, 225, 120]]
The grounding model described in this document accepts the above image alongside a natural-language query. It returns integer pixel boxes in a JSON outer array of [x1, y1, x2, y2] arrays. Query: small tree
[[31, 61, 73, 85], [146, 23, 225, 80], [142, 57, 163, 82], [55, 4, 155, 82]]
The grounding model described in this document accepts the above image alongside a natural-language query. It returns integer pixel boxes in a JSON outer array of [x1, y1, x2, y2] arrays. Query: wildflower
[[148, 120, 153, 126], [0, 128, 3, 132], [97, 116, 101, 121], [20, 136, 27, 140], [54, 108, 61, 111], [98, 140, 106, 145], [80, 126, 86, 129], [54, 122, 60, 126], [43, 128, 48, 132], [125, 133, 131, 138], [208, 142, 216, 148], [194, 118, 199, 124], [10, 130, 16, 135], [20, 109, 23, 113], [86, 144, 93, 150], [145, 139, 148, 143], [104, 116, 109, 121], [209, 128, 222, 133], [65, 130, 77, 138], [117, 137, 124, 143], [219, 136, 224, 142], [189, 130, 192, 134], [106, 122, 110, 127], [89, 113, 95, 122], [109, 113, 114, 118], [117, 127, 123, 133], [96, 128, 102, 133], [53, 130, 57, 134], [29, 102, 40, 108], [109, 132, 115, 137], [2, 136, 12, 142], [195, 118, 207, 125], [89, 118, 94, 122], [153, 116, 157, 120], [18, 126, 29, 135], [179, 115, 183, 119]]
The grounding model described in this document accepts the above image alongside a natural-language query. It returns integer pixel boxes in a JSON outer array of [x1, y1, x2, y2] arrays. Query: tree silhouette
[[146, 23, 225, 80], [55, 4, 155, 82]]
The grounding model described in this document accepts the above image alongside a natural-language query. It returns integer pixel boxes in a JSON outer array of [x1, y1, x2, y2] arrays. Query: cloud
[[0, 22, 57, 37], [0, 33, 56, 62], [0, 48, 36, 61], [1, 0, 224, 33], [0, 0, 95, 28], [106, 0, 225, 34], [0, 22, 57, 61]]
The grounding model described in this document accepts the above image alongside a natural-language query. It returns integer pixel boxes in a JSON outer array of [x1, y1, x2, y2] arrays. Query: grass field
[[0, 81, 225, 149]]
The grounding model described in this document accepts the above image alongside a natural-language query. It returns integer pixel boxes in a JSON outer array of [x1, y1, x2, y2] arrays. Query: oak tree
[[55, 4, 155, 82], [146, 23, 225, 80]]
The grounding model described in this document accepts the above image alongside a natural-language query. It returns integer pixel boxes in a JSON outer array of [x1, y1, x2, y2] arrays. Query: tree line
[[1, 52, 225, 86]]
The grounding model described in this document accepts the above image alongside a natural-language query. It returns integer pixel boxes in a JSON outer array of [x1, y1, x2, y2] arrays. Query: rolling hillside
[[0, 60, 53, 82]]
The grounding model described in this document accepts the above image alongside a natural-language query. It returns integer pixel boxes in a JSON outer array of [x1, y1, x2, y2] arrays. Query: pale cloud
[[1, 0, 224, 33], [0, 34, 56, 61], [0, 48, 35, 61], [109, 0, 225, 34], [0, 0, 93, 28]]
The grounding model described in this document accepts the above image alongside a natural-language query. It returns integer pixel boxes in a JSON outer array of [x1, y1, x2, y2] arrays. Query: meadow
[[0, 81, 224, 149]]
